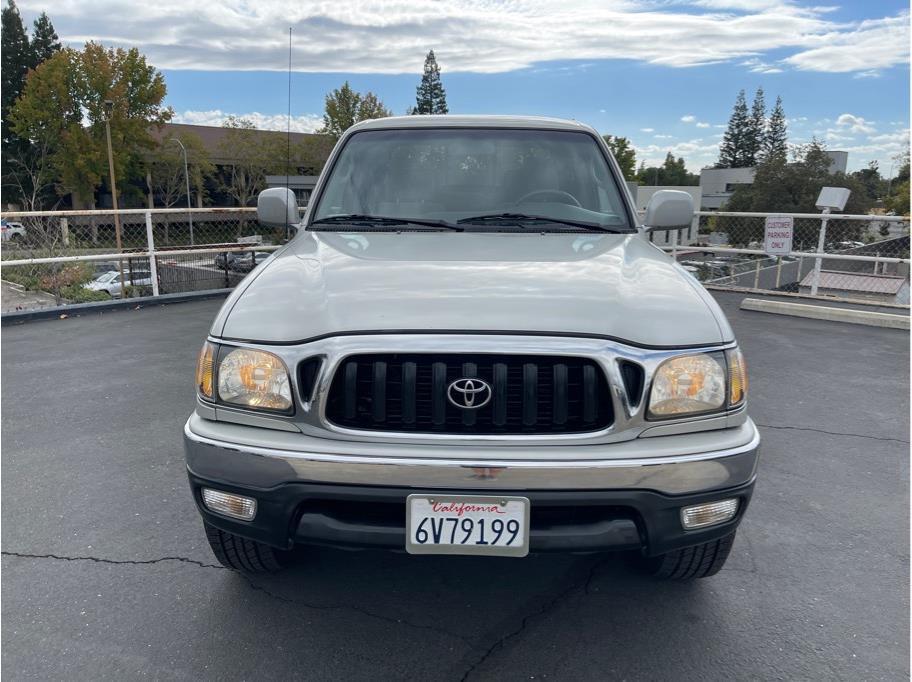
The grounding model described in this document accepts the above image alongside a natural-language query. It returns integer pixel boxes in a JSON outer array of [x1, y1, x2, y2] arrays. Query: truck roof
[[348, 114, 592, 133]]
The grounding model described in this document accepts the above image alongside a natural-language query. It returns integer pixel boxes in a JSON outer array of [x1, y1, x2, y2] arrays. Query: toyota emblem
[[447, 378, 492, 409]]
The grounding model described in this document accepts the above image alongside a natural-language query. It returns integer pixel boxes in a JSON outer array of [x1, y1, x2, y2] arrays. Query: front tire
[[204, 522, 286, 573], [642, 531, 736, 580]]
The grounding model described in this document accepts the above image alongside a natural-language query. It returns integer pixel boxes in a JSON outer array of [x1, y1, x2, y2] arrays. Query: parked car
[[83, 270, 153, 298], [1, 218, 25, 241], [185, 116, 758, 579], [214, 252, 239, 270], [228, 251, 273, 272]]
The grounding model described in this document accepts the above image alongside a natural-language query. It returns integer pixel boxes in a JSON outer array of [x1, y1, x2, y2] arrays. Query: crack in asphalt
[[1, 550, 223, 569], [1, 550, 468, 644], [755, 423, 909, 444], [458, 557, 610, 682]]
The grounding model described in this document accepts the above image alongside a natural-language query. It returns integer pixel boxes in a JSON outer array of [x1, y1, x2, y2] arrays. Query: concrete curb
[[740, 298, 910, 330], [1, 288, 232, 325]]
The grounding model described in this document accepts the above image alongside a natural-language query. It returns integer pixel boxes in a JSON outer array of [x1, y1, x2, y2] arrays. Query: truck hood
[[212, 231, 732, 348]]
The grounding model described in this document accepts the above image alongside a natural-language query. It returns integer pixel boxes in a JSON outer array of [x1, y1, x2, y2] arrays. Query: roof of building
[[799, 270, 907, 295], [149, 123, 330, 165]]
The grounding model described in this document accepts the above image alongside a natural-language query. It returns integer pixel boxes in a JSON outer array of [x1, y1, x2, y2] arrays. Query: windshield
[[311, 128, 632, 231]]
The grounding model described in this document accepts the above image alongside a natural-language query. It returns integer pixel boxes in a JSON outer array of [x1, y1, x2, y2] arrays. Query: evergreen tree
[[29, 12, 60, 68], [761, 96, 788, 164], [413, 50, 448, 115], [1, 0, 30, 148], [717, 90, 751, 168], [746, 87, 765, 166]]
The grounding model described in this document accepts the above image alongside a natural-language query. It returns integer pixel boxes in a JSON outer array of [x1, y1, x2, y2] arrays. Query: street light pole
[[104, 99, 125, 289], [170, 137, 194, 245]]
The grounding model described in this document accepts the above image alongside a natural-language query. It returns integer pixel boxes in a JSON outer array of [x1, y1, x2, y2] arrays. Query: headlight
[[217, 347, 293, 412], [648, 352, 726, 418], [195, 342, 215, 401]]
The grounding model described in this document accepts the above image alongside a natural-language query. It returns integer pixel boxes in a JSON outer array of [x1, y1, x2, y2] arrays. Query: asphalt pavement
[[2, 293, 908, 680]]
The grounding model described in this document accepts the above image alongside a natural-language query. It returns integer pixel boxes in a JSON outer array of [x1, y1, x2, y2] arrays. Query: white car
[[1, 219, 26, 241], [84, 270, 153, 298]]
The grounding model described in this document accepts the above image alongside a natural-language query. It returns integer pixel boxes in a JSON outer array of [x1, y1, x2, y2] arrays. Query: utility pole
[[104, 99, 125, 289], [170, 137, 195, 245]]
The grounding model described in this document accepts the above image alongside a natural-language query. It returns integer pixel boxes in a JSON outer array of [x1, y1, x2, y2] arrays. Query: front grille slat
[[402, 361, 417, 424], [432, 362, 446, 426], [326, 353, 613, 435], [522, 363, 538, 426], [493, 362, 508, 427]]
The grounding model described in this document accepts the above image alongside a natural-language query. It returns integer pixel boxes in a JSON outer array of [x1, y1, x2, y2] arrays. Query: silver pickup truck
[[184, 115, 758, 579]]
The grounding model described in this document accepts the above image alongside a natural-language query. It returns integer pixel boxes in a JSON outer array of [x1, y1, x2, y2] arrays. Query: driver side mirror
[[643, 190, 694, 231], [257, 187, 300, 230]]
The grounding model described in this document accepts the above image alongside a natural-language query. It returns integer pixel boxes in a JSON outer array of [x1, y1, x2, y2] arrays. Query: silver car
[[184, 116, 758, 578], [84, 270, 153, 298]]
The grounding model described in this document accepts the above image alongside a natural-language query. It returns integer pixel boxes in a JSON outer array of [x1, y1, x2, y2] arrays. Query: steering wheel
[[516, 189, 582, 207]]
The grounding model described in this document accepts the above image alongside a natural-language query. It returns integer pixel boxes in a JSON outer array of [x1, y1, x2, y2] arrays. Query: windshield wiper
[[456, 213, 623, 232], [309, 214, 463, 231]]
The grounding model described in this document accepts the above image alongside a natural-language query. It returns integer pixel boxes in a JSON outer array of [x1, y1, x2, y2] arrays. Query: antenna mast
[[286, 26, 292, 239]]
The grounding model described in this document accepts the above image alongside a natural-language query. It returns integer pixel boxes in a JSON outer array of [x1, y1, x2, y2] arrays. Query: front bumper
[[184, 414, 759, 556]]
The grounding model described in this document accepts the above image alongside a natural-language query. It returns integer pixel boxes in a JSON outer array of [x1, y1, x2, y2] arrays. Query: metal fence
[[1, 207, 910, 312], [0, 207, 279, 311], [655, 211, 910, 307]]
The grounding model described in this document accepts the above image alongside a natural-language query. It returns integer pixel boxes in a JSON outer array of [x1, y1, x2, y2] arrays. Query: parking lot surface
[[2, 292, 908, 680]]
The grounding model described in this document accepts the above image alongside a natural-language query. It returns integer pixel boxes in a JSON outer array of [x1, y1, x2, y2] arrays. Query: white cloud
[[172, 109, 323, 132], [835, 113, 876, 134], [740, 57, 783, 74], [16, 1, 909, 75], [680, 115, 697, 123], [696, 122, 711, 128], [640, 127, 654, 132], [653, 134, 674, 139], [785, 13, 910, 73], [634, 137, 721, 169]]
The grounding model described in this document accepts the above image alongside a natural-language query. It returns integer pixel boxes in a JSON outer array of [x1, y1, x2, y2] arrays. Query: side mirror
[[643, 190, 694, 231], [257, 187, 299, 229]]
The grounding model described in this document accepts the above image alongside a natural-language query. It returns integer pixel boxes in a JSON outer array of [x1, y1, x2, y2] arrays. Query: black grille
[[325, 353, 613, 435]]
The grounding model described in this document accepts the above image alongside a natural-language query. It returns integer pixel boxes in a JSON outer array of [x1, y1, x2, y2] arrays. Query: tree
[[725, 139, 872, 246], [319, 81, 391, 140], [1, 0, 30, 149], [745, 87, 765, 166], [602, 135, 636, 180], [761, 96, 788, 164], [10, 42, 172, 207], [635, 152, 699, 186], [885, 153, 910, 216], [717, 90, 752, 168], [29, 11, 59, 68], [412, 50, 448, 115], [850, 161, 887, 204], [149, 133, 212, 207], [218, 116, 272, 209]]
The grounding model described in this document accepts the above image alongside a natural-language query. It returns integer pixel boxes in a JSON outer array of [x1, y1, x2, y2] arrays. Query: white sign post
[[764, 216, 793, 255]]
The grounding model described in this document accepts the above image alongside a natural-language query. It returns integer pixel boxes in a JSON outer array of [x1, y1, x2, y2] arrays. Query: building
[[798, 270, 909, 304], [264, 176, 319, 207], [698, 151, 849, 210]]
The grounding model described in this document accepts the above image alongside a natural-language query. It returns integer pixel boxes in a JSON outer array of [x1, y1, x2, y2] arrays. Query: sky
[[18, 0, 912, 175]]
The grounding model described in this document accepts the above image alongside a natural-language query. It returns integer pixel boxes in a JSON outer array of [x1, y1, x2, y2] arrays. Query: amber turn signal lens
[[726, 347, 748, 406], [196, 342, 215, 400]]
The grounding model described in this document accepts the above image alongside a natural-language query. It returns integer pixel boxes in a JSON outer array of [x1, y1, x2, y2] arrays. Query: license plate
[[405, 494, 530, 557]]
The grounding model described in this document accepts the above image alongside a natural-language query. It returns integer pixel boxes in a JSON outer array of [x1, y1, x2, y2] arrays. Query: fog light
[[681, 498, 738, 529], [202, 488, 257, 521]]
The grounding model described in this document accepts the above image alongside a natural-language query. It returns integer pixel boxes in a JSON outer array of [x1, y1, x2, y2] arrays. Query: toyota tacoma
[[184, 115, 758, 579]]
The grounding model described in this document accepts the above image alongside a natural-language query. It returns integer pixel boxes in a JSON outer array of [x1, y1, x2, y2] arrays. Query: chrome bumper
[[184, 414, 759, 496]]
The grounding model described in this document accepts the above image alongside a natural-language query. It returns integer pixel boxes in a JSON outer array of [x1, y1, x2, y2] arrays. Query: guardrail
[[1, 207, 909, 312]]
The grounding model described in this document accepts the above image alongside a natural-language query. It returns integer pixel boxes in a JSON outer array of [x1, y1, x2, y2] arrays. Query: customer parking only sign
[[764, 216, 794, 255]]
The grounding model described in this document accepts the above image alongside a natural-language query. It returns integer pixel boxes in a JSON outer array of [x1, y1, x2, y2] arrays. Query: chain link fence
[[0, 208, 283, 311], [2, 208, 910, 312], [662, 212, 910, 306]]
